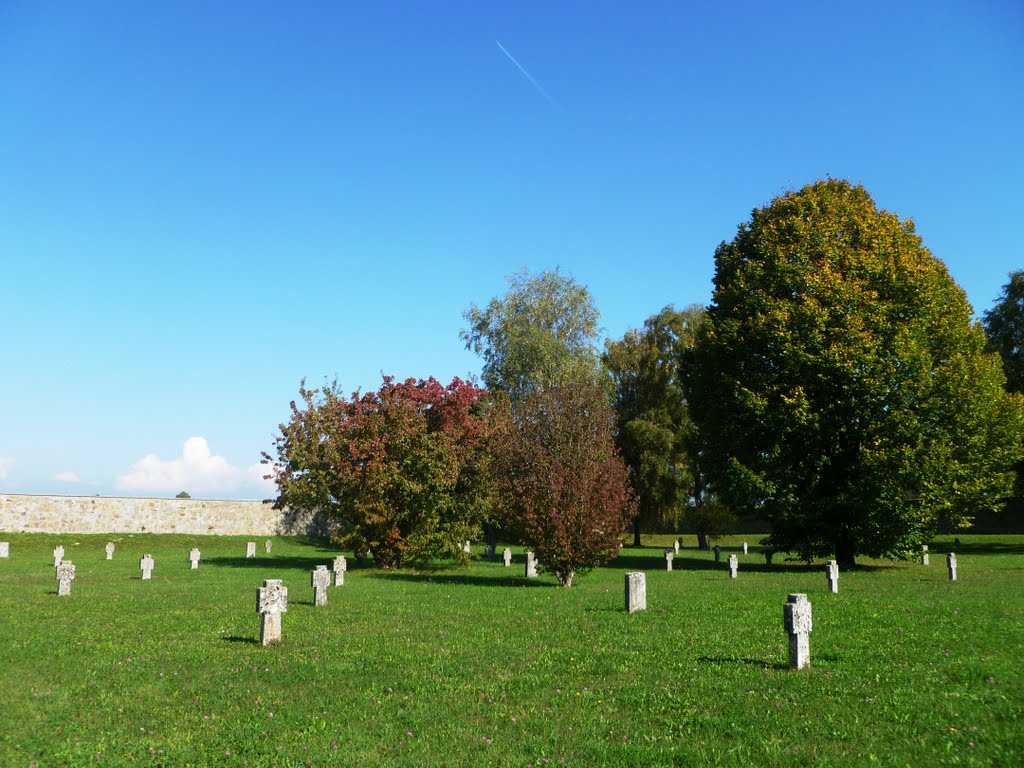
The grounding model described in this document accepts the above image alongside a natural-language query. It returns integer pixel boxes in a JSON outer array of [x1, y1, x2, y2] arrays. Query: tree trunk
[[486, 523, 497, 549], [835, 532, 856, 570], [697, 530, 709, 550], [632, 519, 642, 548]]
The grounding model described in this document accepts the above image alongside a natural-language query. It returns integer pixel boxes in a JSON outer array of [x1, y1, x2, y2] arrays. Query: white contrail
[[495, 40, 559, 109]]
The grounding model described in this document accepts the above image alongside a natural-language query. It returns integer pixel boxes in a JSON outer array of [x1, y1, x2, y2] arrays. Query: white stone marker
[[728, 554, 738, 579], [140, 554, 155, 579], [947, 552, 957, 581], [333, 555, 346, 586], [57, 560, 76, 596], [189, 548, 201, 570], [921, 545, 929, 566], [246, 542, 256, 559], [463, 540, 472, 554], [0, 542, 9, 557], [783, 593, 813, 669], [625, 572, 647, 613], [673, 539, 680, 554], [312, 566, 330, 606], [664, 549, 674, 571], [265, 539, 272, 555], [256, 579, 288, 646], [714, 545, 721, 563], [743, 542, 748, 555], [525, 551, 537, 578], [53, 545, 65, 567], [105, 542, 114, 560], [826, 560, 839, 593], [502, 548, 512, 567]]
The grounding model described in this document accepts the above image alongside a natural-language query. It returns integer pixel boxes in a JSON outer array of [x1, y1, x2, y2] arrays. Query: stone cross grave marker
[[673, 539, 680, 554], [625, 572, 646, 613], [246, 542, 256, 559], [105, 542, 115, 560], [53, 545, 65, 567], [714, 545, 721, 563], [728, 554, 738, 579], [525, 551, 537, 578], [485, 542, 496, 561], [947, 552, 957, 581], [463, 540, 472, 554], [921, 545, 929, 566], [664, 549, 673, 571], [56, 560, 76, 596], [502, 548, 512, 567], [743, 542, 748, 555], [140, 554, 154, 580], [333, 555, 346, 586], [783, 593, 813, 669], [189, 548, 201, 570], [0, 541, 9, 558], [265, 539, 272, 554], [256, 579, 288, 645], [312, 566, 331, 606], [826, 560, 839, 594]]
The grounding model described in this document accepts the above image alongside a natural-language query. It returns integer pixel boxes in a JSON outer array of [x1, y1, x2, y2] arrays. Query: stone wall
[[0, 493, 319, 536]]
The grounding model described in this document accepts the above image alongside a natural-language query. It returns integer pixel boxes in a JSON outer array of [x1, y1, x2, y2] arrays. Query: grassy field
[[1, 532, 1021, 767]]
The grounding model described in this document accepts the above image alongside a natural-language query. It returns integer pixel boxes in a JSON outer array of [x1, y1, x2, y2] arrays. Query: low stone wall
[[0, 493, 317, 536]]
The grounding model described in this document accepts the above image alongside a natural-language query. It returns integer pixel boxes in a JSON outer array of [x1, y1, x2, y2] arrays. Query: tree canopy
[[685, 179, 1024, 567], [489, 383, 636, 586], [461, 268, 603, 402], [604, 305, 702, 545], [265, 376, 490, 568], [983, 270, 1024, 394]]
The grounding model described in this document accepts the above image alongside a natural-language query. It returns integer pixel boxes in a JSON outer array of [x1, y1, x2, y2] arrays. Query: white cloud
[[115, 437, 276, 498], [55, 471, 81, 483], [0, 458, 12, 480]]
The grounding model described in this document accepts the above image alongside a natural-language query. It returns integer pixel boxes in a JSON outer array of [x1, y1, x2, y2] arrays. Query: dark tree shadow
[[203, 555, 342, 571], [933, 541, 1024, 555], [221, 635, 259, 645], [696, 655, 789, 671]]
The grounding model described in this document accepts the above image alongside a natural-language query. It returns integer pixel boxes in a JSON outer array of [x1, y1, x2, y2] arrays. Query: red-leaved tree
[[265, 376, 490, 568], [490, 383, 636, 586]]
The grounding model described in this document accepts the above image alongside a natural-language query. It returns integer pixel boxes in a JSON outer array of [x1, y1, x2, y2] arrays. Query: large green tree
[[686, 179, 1024, 568], [265, 376, 490, 568], [461, 268, 603, 402], [983, 270, 1024, 394], [603, 305, 701, 546]]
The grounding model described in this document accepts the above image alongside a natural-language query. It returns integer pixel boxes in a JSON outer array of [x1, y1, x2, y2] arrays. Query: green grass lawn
[[1, 532, 1021, 767]]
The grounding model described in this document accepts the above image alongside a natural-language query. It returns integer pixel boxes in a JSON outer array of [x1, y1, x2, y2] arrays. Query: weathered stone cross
[[56, 560, 76, 596], [140, 554, 154, 580], [256, 579, 288, 645], [312, 566, 331, 606]]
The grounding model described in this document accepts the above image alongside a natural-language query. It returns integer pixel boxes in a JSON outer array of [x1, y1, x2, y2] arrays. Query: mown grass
[[1, 532, 1021, 767]]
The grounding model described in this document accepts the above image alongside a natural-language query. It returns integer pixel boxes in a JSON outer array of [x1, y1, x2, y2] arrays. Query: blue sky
[[1, 1, 1021, 499]]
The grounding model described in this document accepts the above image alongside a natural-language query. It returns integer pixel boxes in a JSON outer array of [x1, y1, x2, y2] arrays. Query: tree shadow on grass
[[222, 635, 259, 645], [601, 554, 828, 574], [696, 655, 790, 671], [933, 541, 1024, 555], [203, 556, 342, 572], [364, 571, 550, 588]]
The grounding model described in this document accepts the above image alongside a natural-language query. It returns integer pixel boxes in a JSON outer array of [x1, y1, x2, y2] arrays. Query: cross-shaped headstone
[[728, 554, 739, 579], [783, 593, 813, 669], [742, 542, 748, 555], [56, 560, 76, 596], [53, 545, 65, 567], [0, 542, 9, 558], [256, 579, 288, 645], [826, 560, 839, 593], [463, 540, 472, 554], [525, 551, 537, 578], [664, 549, 674, 571], [140, 554, 154, 580], [189, 548, 201, 570], [947, 552, 957, 581], [625, 572, 646, 613], [921, 545, 929, 566], [674, 539, 680, 554], [265, 539, 272, 554], [246, 542, 256, 559], [485, 542, 496, 561], [713, 545, 721, 563], [332, 555, 346, 586], [502, 548, 512, 567], [105, 542, 115, 560], [312, 566, 331, 606]]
